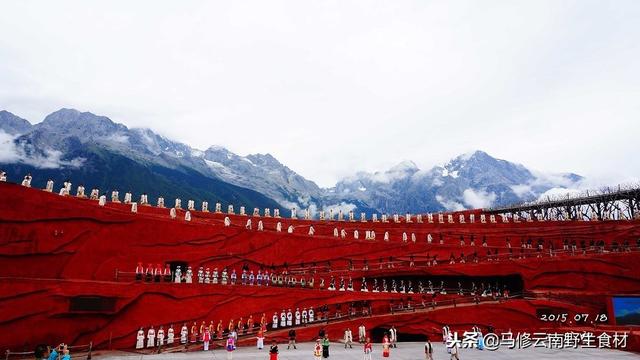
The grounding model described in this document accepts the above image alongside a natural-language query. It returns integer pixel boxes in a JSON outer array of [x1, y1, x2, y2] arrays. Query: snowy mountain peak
[[0, 110, 32, 135], [245, 153, 283, 168], [206, 144, 230, 152], [40, 108, 128, 135], [389, 160, 419, 172]]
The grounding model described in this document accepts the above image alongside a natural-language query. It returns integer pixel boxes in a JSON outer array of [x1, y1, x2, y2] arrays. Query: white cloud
[[436, 195, 465, 212], [104, 133, 129, 145], [0, 2, 639, 187], [462, 189, 496, 209], [322, 202, 358, 215], [0, 130, 85, 169], [510, 184, 533, 198]]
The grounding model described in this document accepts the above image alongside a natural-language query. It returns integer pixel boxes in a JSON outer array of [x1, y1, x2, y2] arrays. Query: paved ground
[[96, 342, 639, 360]]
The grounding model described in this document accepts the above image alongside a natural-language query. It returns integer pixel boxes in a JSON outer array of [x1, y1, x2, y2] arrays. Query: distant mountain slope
[[0, 110, 31, 135], [1, 108, 582, 214], [325, 151, 582, 213], [0, 109, 279, 209]]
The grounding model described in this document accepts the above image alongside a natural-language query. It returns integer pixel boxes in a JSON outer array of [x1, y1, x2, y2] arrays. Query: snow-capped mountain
[[1, 108, 583, 214], [202, 147, 325, 210], [326, 150, 582, 213]]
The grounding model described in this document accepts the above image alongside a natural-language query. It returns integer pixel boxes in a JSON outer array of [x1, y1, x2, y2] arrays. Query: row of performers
[[134, 307, 320, 350], [135, 264, 320, 287], [133, 263, 508, 296], [135, 322, 244, 350]]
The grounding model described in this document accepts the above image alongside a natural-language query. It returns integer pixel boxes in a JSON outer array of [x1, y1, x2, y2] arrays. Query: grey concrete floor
[[95, 342, 639, 360]]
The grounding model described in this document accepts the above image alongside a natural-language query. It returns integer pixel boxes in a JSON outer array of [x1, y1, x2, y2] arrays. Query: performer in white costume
[[180, 323, 188, 344], [198, 267, 205, 283], [358, 324, 366, 343], [157, 326, 165, 346], [344, 328, 353, 348], [45, 179, 54, 192], [147, 326, 156, 348], [124, 192, 132, 204], [90, 188, 99, 200], [257, 220, 264, 231], [58, 182, 69, 196], [308, 226, 315, 235], [224, 217, 231, 227], [21, 174, 32, 187], [167, 325, 175, 344], [212, 268, 219, 284], [136, 327, 145, 349], [286, 309, 293, 326], [280, 310, 286, 328]]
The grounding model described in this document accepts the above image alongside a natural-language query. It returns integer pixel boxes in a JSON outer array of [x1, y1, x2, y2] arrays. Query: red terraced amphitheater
[[1, 181, 640, 354]]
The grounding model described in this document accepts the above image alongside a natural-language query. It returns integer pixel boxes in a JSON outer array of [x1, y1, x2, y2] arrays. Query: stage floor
[[96, 342, 640, 359]]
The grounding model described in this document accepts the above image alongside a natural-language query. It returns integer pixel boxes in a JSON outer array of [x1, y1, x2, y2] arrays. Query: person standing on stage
[[321, 334, 330, 358], [424, 336, 434, 360], [226, 335, 236, 360], [363, 337, 373, 360], [269, 340, 279, 360], [287, 328, 297, 349], [382, 332, 391, 358]]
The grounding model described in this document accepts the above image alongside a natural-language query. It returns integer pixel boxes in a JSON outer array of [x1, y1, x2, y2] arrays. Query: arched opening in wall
[[69, 296, 116, 313], [369, 274, 524, 294], [370, 327, 389, 343], [370, 327, 428, 343]]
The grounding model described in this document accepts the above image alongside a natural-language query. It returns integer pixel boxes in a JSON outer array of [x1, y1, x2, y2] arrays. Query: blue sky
[[1, 1, 639, 187]]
